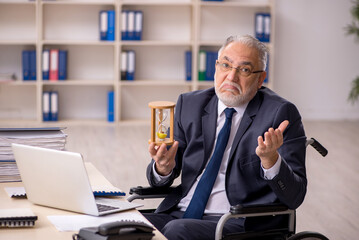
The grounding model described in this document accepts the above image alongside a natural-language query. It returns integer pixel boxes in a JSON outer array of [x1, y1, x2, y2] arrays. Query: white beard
[[215, 80, 258, 107]]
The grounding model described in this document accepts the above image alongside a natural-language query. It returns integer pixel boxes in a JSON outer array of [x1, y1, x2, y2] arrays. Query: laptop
[[12, 143, 142, 216]]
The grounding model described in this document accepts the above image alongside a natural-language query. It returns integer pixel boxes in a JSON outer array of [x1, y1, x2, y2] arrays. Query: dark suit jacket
[[147, 87, 307, 228]]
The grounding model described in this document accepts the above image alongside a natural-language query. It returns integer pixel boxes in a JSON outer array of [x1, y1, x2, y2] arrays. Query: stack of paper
[[0, 127, 67, 182]]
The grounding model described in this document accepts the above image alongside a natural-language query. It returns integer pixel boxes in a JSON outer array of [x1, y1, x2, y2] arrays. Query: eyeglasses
[[216, 60, 264, 77]]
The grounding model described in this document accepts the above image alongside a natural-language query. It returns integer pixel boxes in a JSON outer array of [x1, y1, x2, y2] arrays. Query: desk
[[0, 163, 166, 240]]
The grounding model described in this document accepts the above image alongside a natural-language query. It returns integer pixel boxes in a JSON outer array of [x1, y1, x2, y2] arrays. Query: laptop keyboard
[[96, 203, 120, 212]]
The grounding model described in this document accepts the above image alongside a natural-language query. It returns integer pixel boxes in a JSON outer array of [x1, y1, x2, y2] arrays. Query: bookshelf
[[0, 0, 275, 124]]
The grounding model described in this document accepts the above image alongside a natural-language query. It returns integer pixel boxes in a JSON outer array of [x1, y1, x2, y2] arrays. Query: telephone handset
[[73, 220, 155, 240]]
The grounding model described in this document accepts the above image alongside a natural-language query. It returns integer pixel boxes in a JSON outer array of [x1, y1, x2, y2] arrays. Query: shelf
[[0, 40, 37, 45], [41, 0, 116, 6], [121, 40, 193, 46], [0, 0, 275, 124], [120, 80, 192, 86], [0, 81, 37, 86], [122, 0, 192, 6], [42, 40, 116, 46], [42, 80, 115, 86], [0, 1, 36, 5], [199, 0, 270, 7]]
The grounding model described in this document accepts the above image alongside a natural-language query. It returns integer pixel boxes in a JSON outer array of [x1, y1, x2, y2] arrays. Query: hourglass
[[148, 101, 175, 146]]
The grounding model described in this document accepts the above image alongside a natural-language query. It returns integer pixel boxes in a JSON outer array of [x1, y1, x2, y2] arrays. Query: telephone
[[72, 220, 155, 240]]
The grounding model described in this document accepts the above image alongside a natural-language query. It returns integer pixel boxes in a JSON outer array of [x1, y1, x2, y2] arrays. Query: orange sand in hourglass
[[156, 109, 167, 140]]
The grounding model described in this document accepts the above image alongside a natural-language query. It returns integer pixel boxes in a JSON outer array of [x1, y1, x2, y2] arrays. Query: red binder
[[49, 49, 59, 81]]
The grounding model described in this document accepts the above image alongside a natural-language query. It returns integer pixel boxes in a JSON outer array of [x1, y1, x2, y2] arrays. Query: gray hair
[[218, 35, 269, 70]]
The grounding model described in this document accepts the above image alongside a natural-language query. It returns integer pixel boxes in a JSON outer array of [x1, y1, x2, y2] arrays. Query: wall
[[274, 0, 359, 120]]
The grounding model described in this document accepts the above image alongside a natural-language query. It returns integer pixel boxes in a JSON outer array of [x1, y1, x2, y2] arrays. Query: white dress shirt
[[152, 100, 281, 215]]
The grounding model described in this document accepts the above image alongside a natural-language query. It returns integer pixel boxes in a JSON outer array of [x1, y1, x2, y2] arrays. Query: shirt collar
[[218, 99, 248, 118]]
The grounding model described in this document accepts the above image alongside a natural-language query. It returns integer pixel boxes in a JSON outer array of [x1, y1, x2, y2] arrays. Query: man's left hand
[[256, 120, 289, 169]]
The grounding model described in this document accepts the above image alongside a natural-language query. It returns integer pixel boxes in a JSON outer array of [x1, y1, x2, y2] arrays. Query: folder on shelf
[[29, 50, 36, 80], [50, 91, 58, 121], [0, 208, 38, 228], [121, 10, 128, 40], [99, 10, 108, 41], [255, 13, 264, 42], [42, 49, 50, 80], [107, 10, 115, 41], [134, 11, 143, 41], [58, 50, 67, 80], [205, 51, 216, 81], [126, 50, 135, 81], [185, 51, 192, 81], [107, 91, 114, 122], [198, 50, 206, 81], [22, 50, 30, 81], [263, 13, 271, 42], [120, 51, 127, 80], [49, 49, 59, 81], [255, 13, 270, 42], [42, 91, 51, 121], [127, 11, 135, 41]]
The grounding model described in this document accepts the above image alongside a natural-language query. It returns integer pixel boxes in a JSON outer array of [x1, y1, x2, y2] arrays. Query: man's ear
[[257, 71, 267, 89]]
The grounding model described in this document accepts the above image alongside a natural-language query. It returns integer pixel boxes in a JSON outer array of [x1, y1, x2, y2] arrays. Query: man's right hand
[[148, 141, 178, 176]]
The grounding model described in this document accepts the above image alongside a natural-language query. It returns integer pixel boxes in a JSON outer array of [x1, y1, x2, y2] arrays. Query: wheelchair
[[128, 138, 329, 240]]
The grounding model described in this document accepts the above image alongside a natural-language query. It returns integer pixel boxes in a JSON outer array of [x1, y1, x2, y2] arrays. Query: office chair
[[128, 138, 329, 240]]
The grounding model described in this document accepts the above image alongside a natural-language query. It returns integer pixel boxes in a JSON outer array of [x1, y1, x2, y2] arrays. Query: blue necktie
[[183, 108, 236, 219]]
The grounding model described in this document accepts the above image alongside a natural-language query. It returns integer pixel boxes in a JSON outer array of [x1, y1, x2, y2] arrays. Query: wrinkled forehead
[[219, 42, 260, 66]]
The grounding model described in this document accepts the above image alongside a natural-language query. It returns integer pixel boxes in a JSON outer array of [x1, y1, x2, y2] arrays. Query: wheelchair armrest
[[216, 204, 294, 240], [127, 186, 175, 202], [230, 203, 288, 215]]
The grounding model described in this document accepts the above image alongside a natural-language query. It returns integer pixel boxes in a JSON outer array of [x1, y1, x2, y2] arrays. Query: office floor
[[63, 120, 359, 240]]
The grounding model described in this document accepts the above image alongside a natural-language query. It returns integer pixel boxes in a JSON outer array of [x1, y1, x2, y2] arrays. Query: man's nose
[[226, 68, 240, 82]]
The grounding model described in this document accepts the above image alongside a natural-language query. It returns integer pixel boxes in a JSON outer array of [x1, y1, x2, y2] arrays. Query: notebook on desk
[[11, 143, 142, 216]]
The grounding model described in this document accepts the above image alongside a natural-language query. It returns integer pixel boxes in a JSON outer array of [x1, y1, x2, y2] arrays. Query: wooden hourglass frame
[[148, 101, 175, 146]]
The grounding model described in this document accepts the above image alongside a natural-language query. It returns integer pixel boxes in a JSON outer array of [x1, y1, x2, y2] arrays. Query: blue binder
[[121, 10, 128, 40], [205, 51, 216, 81], [134, 11, 143, 41], [127, 11, 135, 40], [185, 51, 192, 81], [22, 50, 30, 81], [263, 13, 271, 42], [58, 50, 67, 80], [107, 91, 114, 122], [29, 50, 36, 80], [255, 13, 264, 42], [126, 50, 135, 81], [42, 91, 51, 121], [99, 11, 108, 41], [107, 10, 115, 41], [50, 91, 58, 121], [42, 49, 50, 80]]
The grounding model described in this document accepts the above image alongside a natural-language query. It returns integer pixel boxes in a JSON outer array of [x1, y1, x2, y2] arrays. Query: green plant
[[348, 77, 359, 104], [346, 0, 359, 103]]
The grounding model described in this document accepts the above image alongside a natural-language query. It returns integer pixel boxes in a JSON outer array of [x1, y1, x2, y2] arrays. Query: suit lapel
[[229, 92, 262, 160], [202, 95, 218, 167]]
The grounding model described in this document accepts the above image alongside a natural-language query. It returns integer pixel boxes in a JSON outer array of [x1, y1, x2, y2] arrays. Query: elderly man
[[144, 35, 307, 240]]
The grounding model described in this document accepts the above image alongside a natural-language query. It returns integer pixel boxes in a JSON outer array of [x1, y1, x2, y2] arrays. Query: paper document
[[47, 211, 151, 232]]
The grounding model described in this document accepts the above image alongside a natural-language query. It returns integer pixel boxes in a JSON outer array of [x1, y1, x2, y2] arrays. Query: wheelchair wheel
[[287, 231, 329, 240]]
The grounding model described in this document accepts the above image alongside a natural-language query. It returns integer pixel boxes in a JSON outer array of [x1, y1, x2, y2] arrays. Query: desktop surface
[[0, 163, 166, 240]]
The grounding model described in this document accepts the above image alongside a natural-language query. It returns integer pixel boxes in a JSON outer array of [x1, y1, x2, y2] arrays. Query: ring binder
[[0, 208, 38, 228]]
